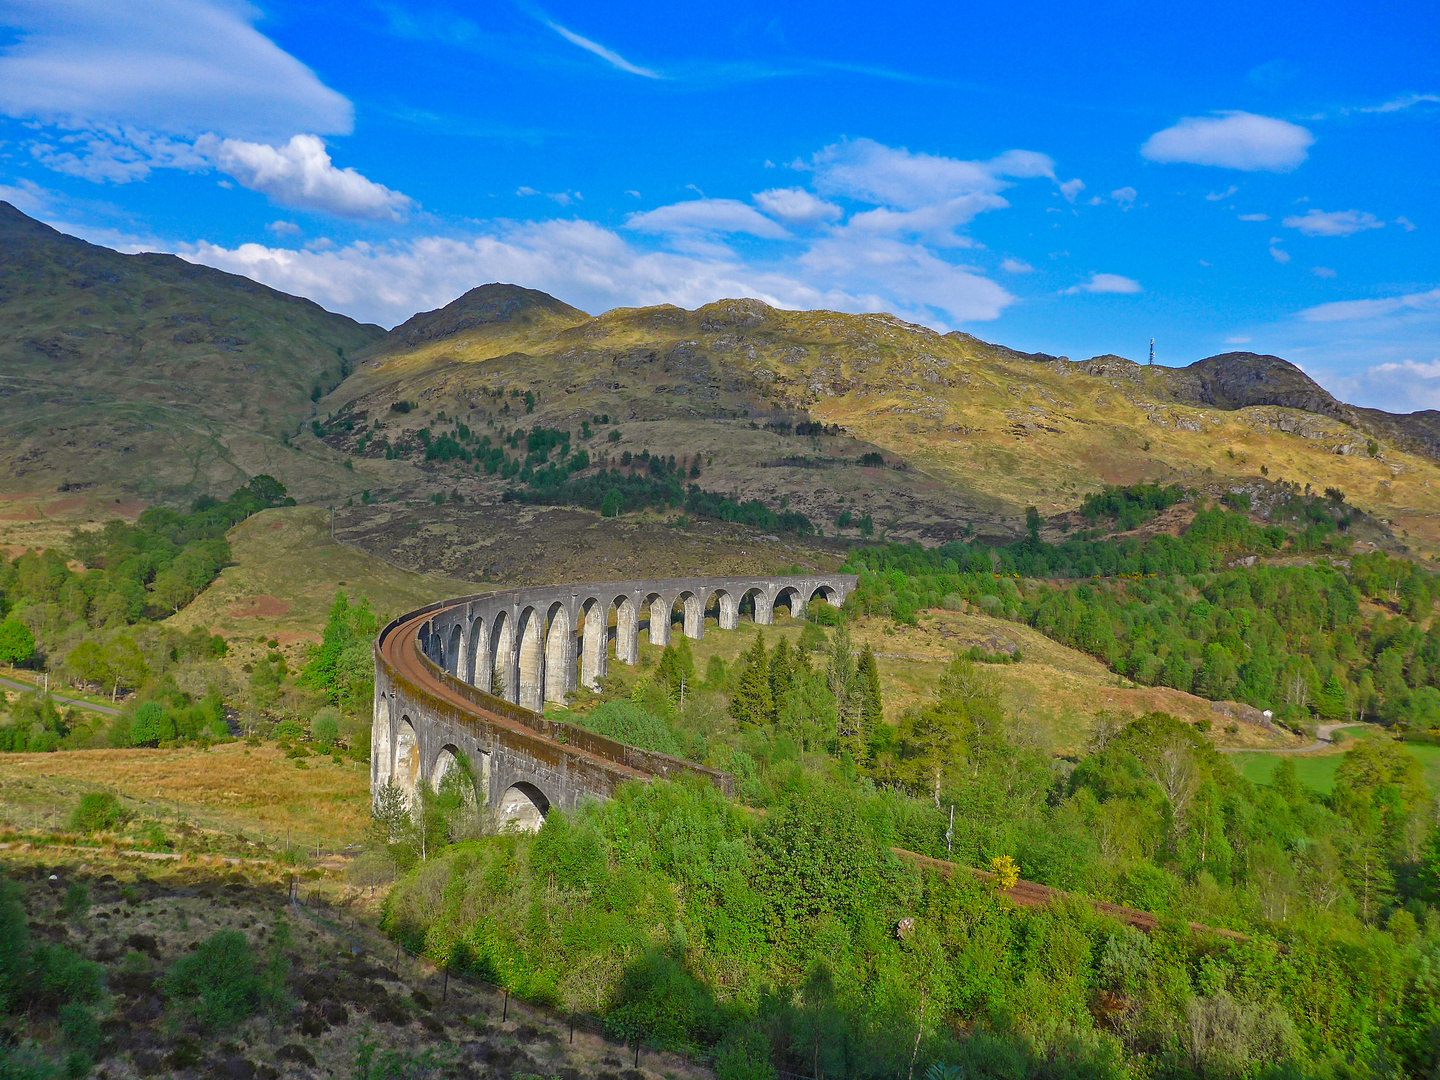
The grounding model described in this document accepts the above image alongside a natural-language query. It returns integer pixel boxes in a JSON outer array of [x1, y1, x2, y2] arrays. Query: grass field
[[1230, 735, 1440, 797], [0, 741, 371, 851]]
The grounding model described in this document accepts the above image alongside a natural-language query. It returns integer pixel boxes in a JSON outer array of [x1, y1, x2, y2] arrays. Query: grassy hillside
[[327, 287, 1440, 554], [0, 203, 383, 504]]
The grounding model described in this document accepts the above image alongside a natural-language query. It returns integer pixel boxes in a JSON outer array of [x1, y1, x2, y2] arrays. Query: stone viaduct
[[372, 572, 858, 829]]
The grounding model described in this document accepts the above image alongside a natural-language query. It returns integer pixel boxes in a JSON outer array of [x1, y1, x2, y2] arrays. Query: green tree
[[301, 591, 378, 714], [777, 671, 837, 753], [856, 644, 883, 750], [601, 489, 622, 517], [730, 632, 772, 727], [768, 637, 795, 718], [0, 620, 35, 667]]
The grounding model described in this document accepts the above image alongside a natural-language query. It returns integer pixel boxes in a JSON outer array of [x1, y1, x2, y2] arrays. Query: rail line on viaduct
[[372, 573, 858, 829]]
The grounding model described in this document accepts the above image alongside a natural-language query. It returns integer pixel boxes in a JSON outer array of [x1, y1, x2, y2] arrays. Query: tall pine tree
[[730, 631, 772, 726], [769, 637, 795, 722], [856, 644, 883, 753]]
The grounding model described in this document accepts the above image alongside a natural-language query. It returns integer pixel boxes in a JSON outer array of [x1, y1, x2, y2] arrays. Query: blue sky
[[0, 0, 1436, 411]]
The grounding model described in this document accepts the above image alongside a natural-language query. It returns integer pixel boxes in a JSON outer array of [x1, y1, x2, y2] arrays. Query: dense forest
[[845, 493, 1440, 731]]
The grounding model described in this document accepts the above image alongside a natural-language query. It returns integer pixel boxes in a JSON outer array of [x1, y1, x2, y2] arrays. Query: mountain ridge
[[0, 201, 384, 502]]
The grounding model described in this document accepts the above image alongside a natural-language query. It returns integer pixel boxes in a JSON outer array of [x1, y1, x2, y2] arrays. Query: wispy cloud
[[1356, 92, 1440, 114], [1062, 272, 1142, 295], [1301, 287, 1440, 323], [627, 198, 790, 239], [545, 20, 661, 78], [1283, 209, 1383, 237]]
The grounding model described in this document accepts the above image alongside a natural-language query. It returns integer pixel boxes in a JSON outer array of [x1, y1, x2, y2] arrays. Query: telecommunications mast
[[1149, 338, 1155, 366]]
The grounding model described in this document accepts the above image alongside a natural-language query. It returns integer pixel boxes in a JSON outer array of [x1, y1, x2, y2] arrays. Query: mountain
[[4, 203, 1439, 555], [326, 286, 1440, 552], [0, 203, 384, 502]]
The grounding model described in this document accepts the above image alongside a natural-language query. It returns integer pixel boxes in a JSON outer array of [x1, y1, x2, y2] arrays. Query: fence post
[[443, 964, 448, 1002], [569, 1008, 575, 1043], [634, 1038, 641, 1069], [502, 989, 509, 1022]]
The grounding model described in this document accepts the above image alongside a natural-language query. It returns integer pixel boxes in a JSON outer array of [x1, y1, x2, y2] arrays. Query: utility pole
[[1149, 339, 1155, 366], [945, 805, 954, 858]]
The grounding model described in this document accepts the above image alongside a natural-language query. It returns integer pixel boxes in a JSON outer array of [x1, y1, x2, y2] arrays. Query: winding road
[[0, 674, 120, 716]]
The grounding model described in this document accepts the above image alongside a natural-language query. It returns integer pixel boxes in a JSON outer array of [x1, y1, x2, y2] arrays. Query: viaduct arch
[[373, 572, 856, 830]]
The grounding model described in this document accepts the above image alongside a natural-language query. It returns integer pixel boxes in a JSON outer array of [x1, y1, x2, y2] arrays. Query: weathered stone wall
[[373, 572, 857, 828]]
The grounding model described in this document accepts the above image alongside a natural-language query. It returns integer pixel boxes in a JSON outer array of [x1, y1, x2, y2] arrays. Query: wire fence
[[284, 877, 685, 1070]]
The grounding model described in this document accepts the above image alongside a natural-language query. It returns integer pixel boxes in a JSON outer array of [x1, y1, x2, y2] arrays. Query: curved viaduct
[[373, 572, 858, 829]]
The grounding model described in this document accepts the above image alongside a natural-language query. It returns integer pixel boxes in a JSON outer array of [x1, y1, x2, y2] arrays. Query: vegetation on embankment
[[381, 630, 1440, 1079]]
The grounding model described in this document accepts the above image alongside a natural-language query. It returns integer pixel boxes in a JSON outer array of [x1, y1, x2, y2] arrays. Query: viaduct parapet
[[373, 572, 858, 829]]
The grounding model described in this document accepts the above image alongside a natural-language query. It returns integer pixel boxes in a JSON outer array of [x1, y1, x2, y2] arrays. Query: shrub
[[163, 927, 288, 1030], [572, 701, 682, 756], [311, 710, 340, 748], [69, 792, 126, 834], [275, 718, 303, 740], [129, 702, 174, 746]]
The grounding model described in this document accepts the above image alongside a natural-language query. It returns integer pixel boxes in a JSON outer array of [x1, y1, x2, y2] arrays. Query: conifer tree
[[827, 625, 859, 743], [769, 637, 794, 722], [857, 644, 883, 751], [730, 631, 772, 726]]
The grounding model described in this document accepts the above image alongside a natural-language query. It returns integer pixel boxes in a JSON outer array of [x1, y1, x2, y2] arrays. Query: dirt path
[[1220, 721, 1364, 755]]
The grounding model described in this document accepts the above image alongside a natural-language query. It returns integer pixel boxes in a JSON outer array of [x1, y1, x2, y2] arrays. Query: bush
[[69, 792, 126, 834], [162, 927, 288, 1030], [571, 701, 682, 756], [129, 702, 174, 746], [311, 710, 340, 748], [275, 718, 303, 740]]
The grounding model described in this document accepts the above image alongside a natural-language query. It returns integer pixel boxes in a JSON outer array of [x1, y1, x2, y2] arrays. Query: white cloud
[[625, 189, 641, 198], [0, 178, 50, 215], [1206, 185, 1239, 201], [179, 216, 1015, 328], [200, 134, 414, 220], [1110, 186, 1137, 205], [1058, 178, 1084, 202], [752, 187, 842, 225], [267, 219, 300, 236], [1333, 359, 1440, 412], [0, 0, 412, 219], [1311, 266, 1336, 279], [546, 20, 660, 78], [516, 186, 540, 196], [1225, 336, 1252, 345], [1000, 257, 1033, 273], [808, 137, 1052, 209], [1238, 213, 1269, 222], [627, 198, 790, 239], [1141, 111, 1314, 171], [0, 0, 352, 140], [1397, 216, 1417, 231], [1282, 208, 1383, 237], [1063, 272, 1142, 295], [1269, 243, 1291, 263], [800, 138, 1053, 245], [1300, 287, 1440, 323]]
